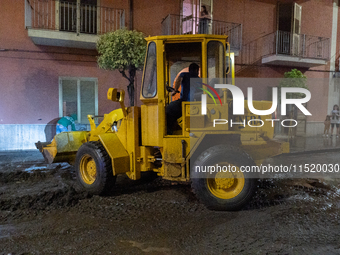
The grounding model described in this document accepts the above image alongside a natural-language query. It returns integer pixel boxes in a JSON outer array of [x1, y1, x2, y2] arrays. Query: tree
[[97, 29, 147, 106], [279, 69, 308, 136], [279, 68, 308, 99]]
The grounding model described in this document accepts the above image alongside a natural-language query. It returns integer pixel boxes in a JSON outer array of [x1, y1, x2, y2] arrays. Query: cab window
[[207, 41, 225, 79], [142, 42, 157, 98], [207, 41, 225, 97]]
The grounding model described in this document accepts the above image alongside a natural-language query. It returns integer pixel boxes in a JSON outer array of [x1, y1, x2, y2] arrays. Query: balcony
[[161, 14, 242, 54], [25, 0, 125, 49], [241, 31, 330, 68]]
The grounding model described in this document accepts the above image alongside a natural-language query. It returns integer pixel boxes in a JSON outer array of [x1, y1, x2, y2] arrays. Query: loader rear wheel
[[191, 145, 257, 211], [75, 141, 116, 195]]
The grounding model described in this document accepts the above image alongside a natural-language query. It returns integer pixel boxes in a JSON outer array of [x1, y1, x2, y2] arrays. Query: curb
[[282, 147, 340, 156]]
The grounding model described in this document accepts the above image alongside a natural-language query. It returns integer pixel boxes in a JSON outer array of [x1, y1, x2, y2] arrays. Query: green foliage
[[279, 69, 308, 99], [96, 29, 147, 106], [283, 68, 307, 79], [97, 29, 147, 71]]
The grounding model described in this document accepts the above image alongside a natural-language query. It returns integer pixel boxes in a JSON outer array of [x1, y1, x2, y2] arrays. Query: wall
[[222, 0, 335, 136], [0, 0, 337, 149], [0, 0, 138, 150], [133, 0, 180, 36]]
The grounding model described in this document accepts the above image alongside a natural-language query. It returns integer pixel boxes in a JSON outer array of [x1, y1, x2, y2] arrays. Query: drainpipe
[[76, 0, 80, 35], [129, 0, 135, 105], [129, 0, 133, 30], [328, 0, 338, 112]]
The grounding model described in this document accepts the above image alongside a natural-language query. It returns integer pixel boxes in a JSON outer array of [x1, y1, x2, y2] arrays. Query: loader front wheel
[[75, 141, 116, 195], [191, 145, 257, 211]]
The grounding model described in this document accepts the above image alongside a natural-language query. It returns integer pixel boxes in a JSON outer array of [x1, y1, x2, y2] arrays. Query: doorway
[[277, 2, 301, 56], [181, 0, 213, 34]]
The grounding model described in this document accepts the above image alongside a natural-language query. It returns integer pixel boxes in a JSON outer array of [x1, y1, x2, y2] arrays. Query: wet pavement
[[279, 135, 340, 153], [1, 134, 340, 164], [0, 150, 44, 164], [0, 136, 340, 254]]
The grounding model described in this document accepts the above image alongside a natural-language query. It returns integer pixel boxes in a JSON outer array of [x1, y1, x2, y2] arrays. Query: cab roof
[[145, 34, 228, 42]]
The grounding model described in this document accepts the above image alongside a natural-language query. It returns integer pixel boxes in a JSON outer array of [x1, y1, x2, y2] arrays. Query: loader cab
[[140, 35, 229, 146]]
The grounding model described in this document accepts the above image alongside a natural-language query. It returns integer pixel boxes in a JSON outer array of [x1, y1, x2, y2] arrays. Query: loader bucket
[[36, 131, 88, 164]]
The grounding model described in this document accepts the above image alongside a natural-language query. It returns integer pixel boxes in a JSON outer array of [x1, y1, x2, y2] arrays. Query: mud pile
[[1, 152, 340, 254], [0, 160, 337, 213], [0, 162, 91, 216]]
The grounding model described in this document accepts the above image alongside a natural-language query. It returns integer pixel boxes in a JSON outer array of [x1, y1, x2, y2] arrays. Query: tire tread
[[191, 144, 257, 211], [75, 141, 116, 195]]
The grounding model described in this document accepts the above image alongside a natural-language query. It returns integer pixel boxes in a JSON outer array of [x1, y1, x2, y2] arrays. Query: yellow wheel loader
[[36, 34, 289, 211]]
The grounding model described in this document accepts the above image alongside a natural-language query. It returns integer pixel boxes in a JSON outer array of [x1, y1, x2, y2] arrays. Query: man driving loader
[[166, 63, 199, 135]]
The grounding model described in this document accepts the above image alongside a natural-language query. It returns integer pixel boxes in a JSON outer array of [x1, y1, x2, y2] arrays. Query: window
[[207, 41, 224, 79], [207, 41, 224, 98], [142, 42, 157, 98], [59, 77, 98, 125], [58, 0, 97, 34]]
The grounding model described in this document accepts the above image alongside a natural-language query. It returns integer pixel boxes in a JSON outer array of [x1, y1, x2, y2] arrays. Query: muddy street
[[1, 151, 340, 255]]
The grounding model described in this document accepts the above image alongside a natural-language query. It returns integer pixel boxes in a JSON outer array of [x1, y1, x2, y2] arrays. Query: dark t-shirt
[[179, 72, 199, 101]]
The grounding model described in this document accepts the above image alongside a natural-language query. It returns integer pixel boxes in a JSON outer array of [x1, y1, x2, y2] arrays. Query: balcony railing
[[161, 14, 242, 52], [241, 30, 330, 67], [275, 31, 330, 59], [25, 0, 125, 35]]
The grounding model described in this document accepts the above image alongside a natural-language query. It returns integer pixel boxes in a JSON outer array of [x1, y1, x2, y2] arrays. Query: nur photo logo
[[199, 83, 311, 128]]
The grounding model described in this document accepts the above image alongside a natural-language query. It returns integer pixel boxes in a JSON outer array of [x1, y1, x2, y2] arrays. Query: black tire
[[191, 144, 257, 211], [75, 141, 116, 195]]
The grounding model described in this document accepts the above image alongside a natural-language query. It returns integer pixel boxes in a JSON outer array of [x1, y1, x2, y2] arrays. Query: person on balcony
[[198, 5, 211, 34]]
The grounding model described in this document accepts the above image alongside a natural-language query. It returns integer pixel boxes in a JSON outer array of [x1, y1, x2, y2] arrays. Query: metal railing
[[240, 30, 330, 66], [275, 31, 330, 59], [25, 0, 125, 35], [161, 14, 242, 51]]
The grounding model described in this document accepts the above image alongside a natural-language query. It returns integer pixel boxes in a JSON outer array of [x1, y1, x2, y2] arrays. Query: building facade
[[0, 0, 338, 150]]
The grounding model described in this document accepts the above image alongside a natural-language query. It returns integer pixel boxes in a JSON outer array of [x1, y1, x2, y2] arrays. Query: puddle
[[0, 224, 15, 239], [121, 240, 171, 254], [288, 194, 315, 202], [23, 163, 70, 172], [24, 165, 48, 172]]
